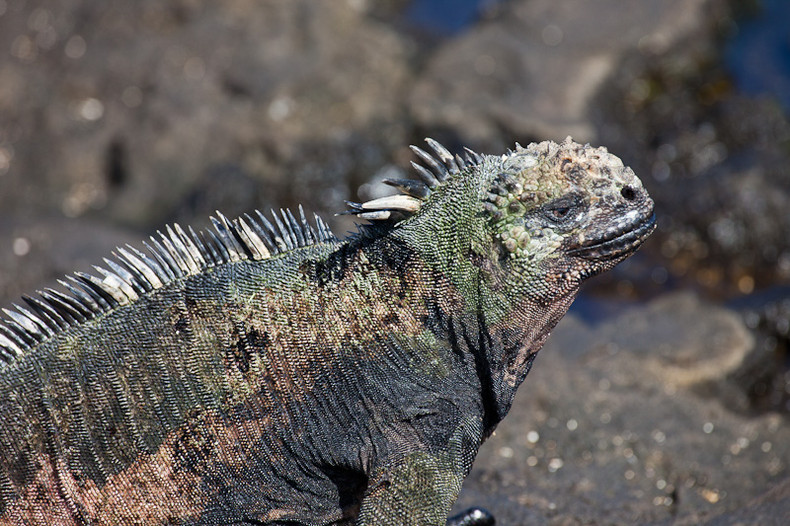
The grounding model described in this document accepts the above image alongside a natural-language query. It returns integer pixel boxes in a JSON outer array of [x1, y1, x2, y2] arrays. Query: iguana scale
[[0, 138, 655, 525]]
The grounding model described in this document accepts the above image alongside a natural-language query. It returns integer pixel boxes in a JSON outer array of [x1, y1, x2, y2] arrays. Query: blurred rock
[[0, 0, 413, 228], [0, 213, 140, 308], [410, 0, 714, 149], [455, 293, 789, 524], [728, 286, 790, 415], [700, 478, 790, 526], [591, 8, 790, 294], [410, 0, 790, 296], [592, 292, 752, 388]]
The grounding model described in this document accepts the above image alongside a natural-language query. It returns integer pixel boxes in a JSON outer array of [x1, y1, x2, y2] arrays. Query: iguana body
[[0, 138, 654, 525]]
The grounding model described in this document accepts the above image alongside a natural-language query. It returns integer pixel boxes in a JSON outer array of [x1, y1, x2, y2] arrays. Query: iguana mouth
[[569, 208, 656, 260]]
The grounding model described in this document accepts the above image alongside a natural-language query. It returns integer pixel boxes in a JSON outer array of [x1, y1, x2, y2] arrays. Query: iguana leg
[[446, 507, 496, 526], [356, 450, 464, 525], [356, 418, 483, 526]]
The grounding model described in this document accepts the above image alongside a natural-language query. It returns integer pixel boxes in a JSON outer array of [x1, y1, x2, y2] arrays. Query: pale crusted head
[[483, 137, 655, 280], [346, 136, 654, 290]]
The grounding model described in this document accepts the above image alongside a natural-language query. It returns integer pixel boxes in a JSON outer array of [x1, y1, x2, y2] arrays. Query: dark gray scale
[[0, 324, 25, 360], [145, 237, 182, 280], [113, 249, 157, 293], [425, 138, 461, 174], [159, 227, 196, 275], [464, 147, 483, 165], [73, 273, 119, 309], [127, 243, 169, 282], [188, 227, 219, 267], [314, 214, 336, 243], [109, 254, 151, 294], [285, 209, 306, 248], [298, 205, 316, 245], [256, 210, 290, 253], [229, 215, 264, 261], [10, 305, 53, 339], [39, 289, 90, 324], [203, 228, 232, 264], [172, 224, 206, 272], [272, 209, 296, 251], [0, 313, 39, 347], [210, 212, 245, 262], [244, 213, 278, 252], [92, 264, 139, 303], [411, 161, 441, 189], [59, 278, 105, 315], [410, 145, 449, 182]]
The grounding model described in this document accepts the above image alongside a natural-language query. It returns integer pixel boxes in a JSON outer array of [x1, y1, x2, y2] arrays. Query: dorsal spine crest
[[344, 138, 481, 223], [0, 138, 472, 364], [0, 208, 337, 364]]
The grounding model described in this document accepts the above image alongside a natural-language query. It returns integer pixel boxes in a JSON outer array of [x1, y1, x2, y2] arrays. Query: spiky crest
[[343, 138, 480, 222], [0, 138, 479, 364], [0, 207, 336, 365]]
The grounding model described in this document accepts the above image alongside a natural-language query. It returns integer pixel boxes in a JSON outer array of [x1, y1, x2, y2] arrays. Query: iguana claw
[[446, 507, 496, 526]]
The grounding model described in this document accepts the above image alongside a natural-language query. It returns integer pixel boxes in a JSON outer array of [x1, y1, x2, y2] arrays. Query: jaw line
[[567, 210, 656, 261]]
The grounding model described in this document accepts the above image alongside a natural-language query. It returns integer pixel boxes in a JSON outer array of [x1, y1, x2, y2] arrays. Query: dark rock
[[728, 286, 790, 415], [455, 293, 789, 524], [0, 213, 141, 307], [590, 6, 790, 295], [0, 0, 414, 228], [411, 0, 716, 150], [701, 478, 790, 525]]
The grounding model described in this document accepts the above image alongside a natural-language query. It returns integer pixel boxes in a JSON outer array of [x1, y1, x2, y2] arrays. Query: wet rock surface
[[1, 0, 789, 523]]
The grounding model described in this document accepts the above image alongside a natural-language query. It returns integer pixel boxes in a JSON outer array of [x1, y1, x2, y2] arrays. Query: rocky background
[[1, 0, 788, 523]]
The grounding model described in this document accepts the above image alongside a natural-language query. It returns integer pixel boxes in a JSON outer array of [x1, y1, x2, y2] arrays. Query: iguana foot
[[446, 507, 495, 526]]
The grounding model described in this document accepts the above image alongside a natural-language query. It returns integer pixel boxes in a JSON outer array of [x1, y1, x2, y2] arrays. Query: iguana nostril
[[621, 185, 637, 201]]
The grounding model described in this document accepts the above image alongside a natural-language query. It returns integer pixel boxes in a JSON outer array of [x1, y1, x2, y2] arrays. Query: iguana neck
[[389, 198, 579, 432]]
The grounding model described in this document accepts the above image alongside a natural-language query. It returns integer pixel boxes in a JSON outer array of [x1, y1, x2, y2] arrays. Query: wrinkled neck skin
[[476, 255, 581, 425], [391, 183, 581, 432]]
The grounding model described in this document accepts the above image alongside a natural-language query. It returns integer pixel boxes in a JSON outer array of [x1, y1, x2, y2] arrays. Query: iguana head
[[481, 137, 655, 286], [349, 137, 655, 298], [347, 137, 655, 415]]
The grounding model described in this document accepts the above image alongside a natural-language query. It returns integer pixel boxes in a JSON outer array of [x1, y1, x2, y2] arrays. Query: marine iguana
[[0, 137, 655, 525]]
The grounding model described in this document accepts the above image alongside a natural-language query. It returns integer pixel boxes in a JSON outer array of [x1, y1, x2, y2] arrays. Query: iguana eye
[[547, 206, 571, 220], [542, 195, 583, 225]]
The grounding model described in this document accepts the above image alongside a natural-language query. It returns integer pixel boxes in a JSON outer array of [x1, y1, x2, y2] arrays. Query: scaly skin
[[0, 138, 654, 525]]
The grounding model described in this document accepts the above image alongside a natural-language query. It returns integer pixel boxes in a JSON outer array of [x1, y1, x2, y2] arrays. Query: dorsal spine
[[0, 207, 336, 364]]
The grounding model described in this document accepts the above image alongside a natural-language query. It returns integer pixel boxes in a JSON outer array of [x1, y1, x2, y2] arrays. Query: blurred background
[[0, 0, 788, 523]]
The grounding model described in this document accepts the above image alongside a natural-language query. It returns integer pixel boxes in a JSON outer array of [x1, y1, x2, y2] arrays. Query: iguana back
[[0, 138, 655, 525]]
